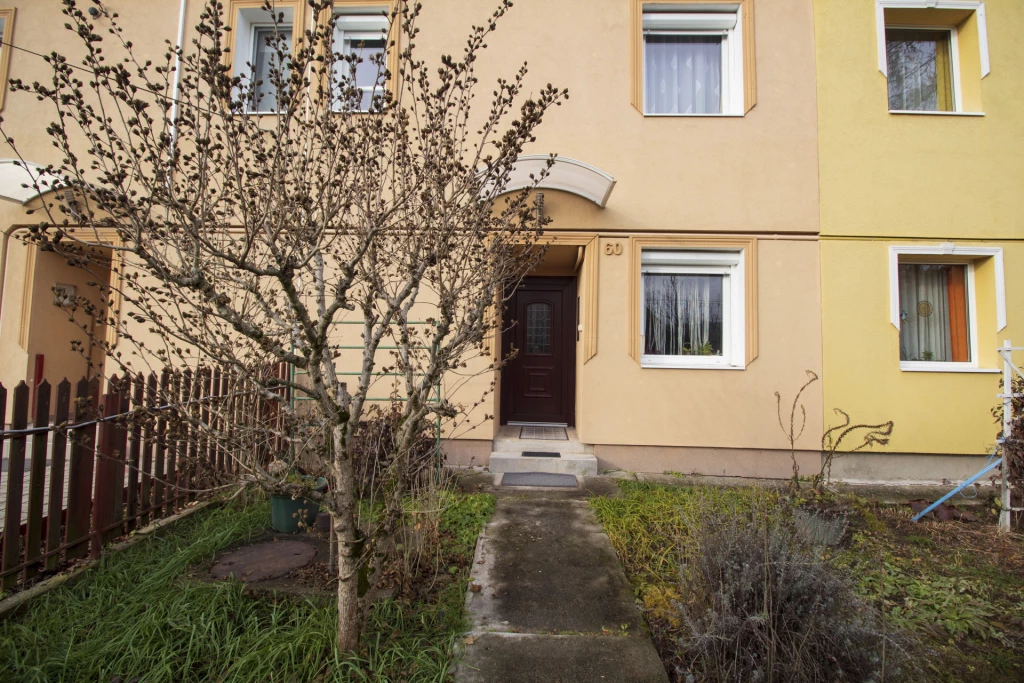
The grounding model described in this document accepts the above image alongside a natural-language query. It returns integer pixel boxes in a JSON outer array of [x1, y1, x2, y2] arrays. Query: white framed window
[[889, 245, 1005, 374], [640, 250, 745, 369], [885, 26, 960, 112], [641, 5, 744, 116], [232, 5, 295, 113], [333, 10, 389, 112], [897, 262, 974, 365]]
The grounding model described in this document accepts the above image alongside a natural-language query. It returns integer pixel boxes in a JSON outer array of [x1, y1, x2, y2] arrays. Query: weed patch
[[0, 491, 494, 682], [592, 481, 1024, 682]]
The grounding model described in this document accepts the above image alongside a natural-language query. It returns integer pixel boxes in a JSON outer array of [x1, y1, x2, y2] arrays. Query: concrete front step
[[491, 437, 594, 455], [489, 451, 598, 476]]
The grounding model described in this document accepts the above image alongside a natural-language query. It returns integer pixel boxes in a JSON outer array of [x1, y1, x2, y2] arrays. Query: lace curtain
[[643, 274, 724, 356], [644, 35, 722, 114], [899, 264, 952, 361]]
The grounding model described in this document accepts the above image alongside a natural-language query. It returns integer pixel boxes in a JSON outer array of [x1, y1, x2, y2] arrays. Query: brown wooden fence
[[0, 364, 289, 592]]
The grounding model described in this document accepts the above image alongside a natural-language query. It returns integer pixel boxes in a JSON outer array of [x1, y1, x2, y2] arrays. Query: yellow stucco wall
[[815, 0, 1024, 457], [814, 0, 1024, 241]]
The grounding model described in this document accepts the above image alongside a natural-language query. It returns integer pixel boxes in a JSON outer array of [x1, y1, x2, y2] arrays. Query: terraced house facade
[[0, 0, 1018, 483]]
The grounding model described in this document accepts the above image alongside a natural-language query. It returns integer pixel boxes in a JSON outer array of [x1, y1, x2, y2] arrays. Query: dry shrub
[[671, 498, 906, 682], [348, 405, 445, 497]]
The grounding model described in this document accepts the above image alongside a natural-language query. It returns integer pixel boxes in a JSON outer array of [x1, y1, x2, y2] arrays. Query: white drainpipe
[[169, 0, 188, 152]]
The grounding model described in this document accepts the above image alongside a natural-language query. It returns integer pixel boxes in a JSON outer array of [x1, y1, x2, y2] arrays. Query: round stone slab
[[210, 540, 315, 582]]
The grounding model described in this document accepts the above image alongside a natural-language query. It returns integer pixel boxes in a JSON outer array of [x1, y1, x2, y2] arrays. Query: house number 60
[[604, 242, 623, 256]]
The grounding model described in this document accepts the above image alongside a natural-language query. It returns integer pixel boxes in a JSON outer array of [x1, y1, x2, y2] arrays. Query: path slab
[[455, 491, 667, 682], [457, 633, 667, 683]]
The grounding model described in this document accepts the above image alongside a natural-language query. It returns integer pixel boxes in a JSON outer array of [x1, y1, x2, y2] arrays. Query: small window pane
[[525, 303, 552, 355], [336, 36, 386, 110], [644, 35, 722, 114], [643, 274, 724, 356], [886, 29, 953, 112], [251, 26, 292, 112], [898, 264, 970, 362]]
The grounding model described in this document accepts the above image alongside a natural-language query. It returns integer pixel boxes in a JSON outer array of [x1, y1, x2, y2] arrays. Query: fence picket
[[166, 372, 181, 514], [111, 380, 130, 538], [65, 377, 97, 561], [140, 374, 156, 526], [125, 376, 143, 531], [23, 381, 51, 582], [91, 391, 120, 557], [1, 383, 29, 590], [44, 379, 72, 571], [156, 370, 170, 515]]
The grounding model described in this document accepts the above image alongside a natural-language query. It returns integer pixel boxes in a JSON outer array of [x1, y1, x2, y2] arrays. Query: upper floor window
[[630, 1, 755, 117], [0, 8, 16, 112], [642, 8, 742, 115], [332, 9, 390, 112], [886, 29, 953, 112], [877, 2, 989, 115], [227, 1, 302, 114]]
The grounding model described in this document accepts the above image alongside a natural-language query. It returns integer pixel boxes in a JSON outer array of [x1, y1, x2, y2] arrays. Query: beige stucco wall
[[577, 236, 822, 451], [0, 1, 824, 460]]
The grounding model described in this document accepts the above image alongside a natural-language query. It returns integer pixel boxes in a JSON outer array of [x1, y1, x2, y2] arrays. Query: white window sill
[[643, 113, 745, 118], [899, 362, 1000, 373], [888, 110, 984, 117], [641, 361, 745, 370]]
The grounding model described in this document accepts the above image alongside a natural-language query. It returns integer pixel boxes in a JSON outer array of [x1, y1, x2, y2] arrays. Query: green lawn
[[591, 480, 1024, 682], [0, 491, 494, 683]]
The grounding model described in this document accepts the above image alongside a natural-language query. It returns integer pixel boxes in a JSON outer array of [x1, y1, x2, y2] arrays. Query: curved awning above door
[[0, 159, 63, 205], [503, 155, 616, 208]]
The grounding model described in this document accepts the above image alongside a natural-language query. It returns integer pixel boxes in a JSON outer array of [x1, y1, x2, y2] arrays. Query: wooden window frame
[[630, 0, 756, 115], [628, 235, 758, 366], [0, 9, 16, 112]]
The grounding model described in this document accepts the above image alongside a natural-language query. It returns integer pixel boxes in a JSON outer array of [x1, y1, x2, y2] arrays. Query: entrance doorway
[[500, 277, 576, 425]]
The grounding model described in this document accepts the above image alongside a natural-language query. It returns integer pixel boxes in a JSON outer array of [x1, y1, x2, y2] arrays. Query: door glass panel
[[525, 302, 552, 355]]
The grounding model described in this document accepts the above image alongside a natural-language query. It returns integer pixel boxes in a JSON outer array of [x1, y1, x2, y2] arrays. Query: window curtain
[[643, 274, 723, 356], [886, 29, 952, 112], [898, 264, 953, 361], [644, 35, 722, 114], [252, 27, 291, 111]]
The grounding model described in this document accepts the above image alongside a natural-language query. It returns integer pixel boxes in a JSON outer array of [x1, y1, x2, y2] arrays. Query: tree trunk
[[332, 422, 362, 653], [335, 521, 361, 652]]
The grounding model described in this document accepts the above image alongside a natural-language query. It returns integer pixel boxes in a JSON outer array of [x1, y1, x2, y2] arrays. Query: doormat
[[501, 472, 577, 488], [519, 426, 568, 440], [523, 451, 560, 458]]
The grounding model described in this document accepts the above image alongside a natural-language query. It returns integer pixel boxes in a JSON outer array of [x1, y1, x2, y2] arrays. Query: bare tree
[[2, 0, 566, 650]]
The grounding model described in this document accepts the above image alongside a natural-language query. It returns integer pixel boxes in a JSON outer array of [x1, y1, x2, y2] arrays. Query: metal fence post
[[1000, 340, 1012, 533]]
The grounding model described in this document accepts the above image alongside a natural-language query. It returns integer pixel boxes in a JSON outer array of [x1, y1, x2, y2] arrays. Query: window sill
[[641, 361, 745, 370], [899, 362, 999, 373], [888, 110, 985, 117], [643, 113, 745, 118]]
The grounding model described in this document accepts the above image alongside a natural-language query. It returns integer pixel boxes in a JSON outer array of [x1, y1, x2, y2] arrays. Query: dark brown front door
[[501, 277, 576, 425]]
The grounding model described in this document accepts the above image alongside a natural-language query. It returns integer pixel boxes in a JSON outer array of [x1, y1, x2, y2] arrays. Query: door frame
[[500, 276, 577, 426]]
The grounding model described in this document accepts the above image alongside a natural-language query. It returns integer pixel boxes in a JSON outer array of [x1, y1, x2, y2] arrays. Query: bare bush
[[671, 498, 905, 682]]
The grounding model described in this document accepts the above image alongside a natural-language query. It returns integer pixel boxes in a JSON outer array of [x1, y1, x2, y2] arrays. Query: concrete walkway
[[454, 487, 669, 683]]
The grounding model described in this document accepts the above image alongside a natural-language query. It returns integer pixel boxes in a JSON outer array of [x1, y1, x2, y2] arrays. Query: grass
[[0, 490, 494, 683], [591, 480, 1024, 682]]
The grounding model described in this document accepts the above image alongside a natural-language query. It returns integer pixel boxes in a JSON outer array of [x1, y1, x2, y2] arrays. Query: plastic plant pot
[[270, 477, 328, 533]]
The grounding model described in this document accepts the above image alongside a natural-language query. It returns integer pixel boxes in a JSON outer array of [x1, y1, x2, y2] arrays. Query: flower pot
[[270, 477, 328, 533]]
